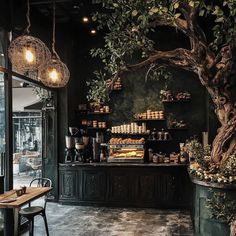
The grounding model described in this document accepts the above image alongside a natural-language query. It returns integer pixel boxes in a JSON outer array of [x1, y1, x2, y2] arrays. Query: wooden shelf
[[134, 119, 165, 122], [168, 128, 188, 130], [87, 127, 107, 130], [111, 133, 149, 136], [77, 110, 111, 115], [147, 139, 172, 142], [87, 112, 111, 115], [162, 99, 190, 103]]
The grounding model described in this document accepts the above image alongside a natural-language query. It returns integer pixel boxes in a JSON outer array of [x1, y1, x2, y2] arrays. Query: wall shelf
[[162, 99, 191, 103], [87, 127, 107, 130], [147, 139, 172, 142], [168, 128, 188, 131], [87, 112, 111, 115], [77, 110, 111, 115], [111, 133, 149, 136], [134, 119, 165, 122]]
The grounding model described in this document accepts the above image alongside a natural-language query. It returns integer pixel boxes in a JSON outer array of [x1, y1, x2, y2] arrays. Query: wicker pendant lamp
[[38, 1, 70, 88], [8, 0, 50, 74]]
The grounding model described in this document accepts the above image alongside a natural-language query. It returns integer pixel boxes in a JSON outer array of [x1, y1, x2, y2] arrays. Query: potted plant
[[90, 1, 236, 235], [187, 139, 236, 235]]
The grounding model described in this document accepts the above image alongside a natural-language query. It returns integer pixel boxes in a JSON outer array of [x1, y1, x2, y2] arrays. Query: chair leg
[[17, 213, 21, 236], [29, 218, 34, 236], [42, 212, 49, 236]]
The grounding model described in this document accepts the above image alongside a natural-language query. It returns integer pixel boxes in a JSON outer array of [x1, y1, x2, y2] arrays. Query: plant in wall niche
[[91, 0, 236, 169], [86, 71, 110, 107], [206, 191, 236, 236]]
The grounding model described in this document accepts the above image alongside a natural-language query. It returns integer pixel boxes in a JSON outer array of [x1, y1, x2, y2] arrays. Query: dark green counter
[[59, 163, 192, 208]]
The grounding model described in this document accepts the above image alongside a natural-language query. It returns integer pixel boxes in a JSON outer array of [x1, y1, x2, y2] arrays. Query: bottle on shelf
[[148, 148, 153, 162]]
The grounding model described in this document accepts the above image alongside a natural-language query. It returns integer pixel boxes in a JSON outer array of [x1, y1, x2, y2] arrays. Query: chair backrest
[[29, 178, 52, 209], [30, 178, 52, 188]]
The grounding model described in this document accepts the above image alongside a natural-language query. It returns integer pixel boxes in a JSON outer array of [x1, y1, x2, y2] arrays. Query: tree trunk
[[211, 115, 236, 164], [198, 66, 236, 165]]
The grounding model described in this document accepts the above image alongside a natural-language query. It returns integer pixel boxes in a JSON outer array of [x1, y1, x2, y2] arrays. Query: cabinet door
[[108, 171, 130, 202], [155, 173, 177, 205], [136, 174, 156, 202], [59, 171, 77, 200], [82, 169, 106, 201]]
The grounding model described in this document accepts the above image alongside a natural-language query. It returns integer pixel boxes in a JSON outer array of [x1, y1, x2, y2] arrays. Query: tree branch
[[107, 48, 197, 90], [127, 48, 197, 72]]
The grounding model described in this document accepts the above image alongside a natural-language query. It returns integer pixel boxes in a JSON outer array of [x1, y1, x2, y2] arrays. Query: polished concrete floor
[[21, 203, 193, 236]]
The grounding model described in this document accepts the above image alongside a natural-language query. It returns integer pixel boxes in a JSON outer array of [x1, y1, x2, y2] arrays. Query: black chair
[[19, 178, 52, 236]]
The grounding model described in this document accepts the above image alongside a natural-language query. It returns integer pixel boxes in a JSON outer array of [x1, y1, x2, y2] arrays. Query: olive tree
[[91, 0, 236, 166]]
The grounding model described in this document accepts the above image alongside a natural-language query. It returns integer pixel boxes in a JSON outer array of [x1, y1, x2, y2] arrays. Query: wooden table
[[0, 187, 52, 236]]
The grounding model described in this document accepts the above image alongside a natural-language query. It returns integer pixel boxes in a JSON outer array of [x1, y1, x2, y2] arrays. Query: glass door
[[12, 77, 44, 188]]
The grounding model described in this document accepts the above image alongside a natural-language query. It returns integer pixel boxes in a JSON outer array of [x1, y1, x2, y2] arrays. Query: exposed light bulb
[[25, 49, 34, 63], [49, 69, 59, 82], [82, 17, 89, 23], [90, 29, 96, 35]]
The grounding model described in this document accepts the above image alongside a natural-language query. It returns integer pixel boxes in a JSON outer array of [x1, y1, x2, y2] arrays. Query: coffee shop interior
[[0, 0, 236, 236]]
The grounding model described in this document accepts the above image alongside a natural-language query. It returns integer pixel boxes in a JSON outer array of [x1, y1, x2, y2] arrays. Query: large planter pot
[[191, 177, 236, 236]]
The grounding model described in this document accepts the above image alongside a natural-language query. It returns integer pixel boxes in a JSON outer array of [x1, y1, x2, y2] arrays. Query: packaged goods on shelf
[[111, 122, 148, 134]]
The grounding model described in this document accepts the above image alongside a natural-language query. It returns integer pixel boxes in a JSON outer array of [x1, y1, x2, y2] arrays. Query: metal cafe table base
[[0, 187, 52, 236]]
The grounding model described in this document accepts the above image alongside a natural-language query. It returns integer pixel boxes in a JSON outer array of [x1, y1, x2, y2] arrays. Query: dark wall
[[67, 27, 208, 154], [2, 0, 218, 158]]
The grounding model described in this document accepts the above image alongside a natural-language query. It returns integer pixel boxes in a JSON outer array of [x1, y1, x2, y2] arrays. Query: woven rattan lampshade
[[39, 56, 70, 88], [8, 35, 50, 74], [38, 1, 70, 88], [8, 0, 50, 74]]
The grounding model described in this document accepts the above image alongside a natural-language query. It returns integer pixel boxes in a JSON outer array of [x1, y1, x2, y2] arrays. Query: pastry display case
[[107, 138, 145, 163]]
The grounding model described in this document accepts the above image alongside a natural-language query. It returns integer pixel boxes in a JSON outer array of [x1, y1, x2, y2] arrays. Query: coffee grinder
[[65, 135, 75, 163]]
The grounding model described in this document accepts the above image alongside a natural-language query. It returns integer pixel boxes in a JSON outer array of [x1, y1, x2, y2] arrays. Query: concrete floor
[[21, 203, 193, 236]]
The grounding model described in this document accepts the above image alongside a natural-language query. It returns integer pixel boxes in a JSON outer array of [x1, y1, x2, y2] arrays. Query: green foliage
[[145, 65, 172, 83], [91, 0, 236, 72], [86, 71, 110, 105], [207, 191, 236, 224], [220, 154, 236, 177], [89, 0, 236, 110]]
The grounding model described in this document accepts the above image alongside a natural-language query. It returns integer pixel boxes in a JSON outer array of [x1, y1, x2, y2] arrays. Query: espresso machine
[[65, 135, 75, 163]]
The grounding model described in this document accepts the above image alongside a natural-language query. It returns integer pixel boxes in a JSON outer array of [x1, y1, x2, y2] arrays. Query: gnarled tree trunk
[[199, 49, 236, 164], [211, 117, 236, 164]]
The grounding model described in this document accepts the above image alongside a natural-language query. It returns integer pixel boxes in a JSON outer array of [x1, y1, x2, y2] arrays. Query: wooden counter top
[[0, 187, 52, 208]]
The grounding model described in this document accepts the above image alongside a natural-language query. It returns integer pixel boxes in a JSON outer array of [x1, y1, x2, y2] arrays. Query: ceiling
[[28, 0, 96, 24], [11, 0, 99, 37]]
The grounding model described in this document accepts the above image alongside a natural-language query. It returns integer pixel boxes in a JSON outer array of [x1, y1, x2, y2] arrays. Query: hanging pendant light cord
[[52, 0, 60, 59], [25, 0, 31, 34]]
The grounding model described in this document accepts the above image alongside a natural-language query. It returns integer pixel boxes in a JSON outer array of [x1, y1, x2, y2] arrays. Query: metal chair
[[19, 178, 52, 236]]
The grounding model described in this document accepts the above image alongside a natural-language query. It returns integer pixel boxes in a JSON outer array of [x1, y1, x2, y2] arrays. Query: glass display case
[[108, 143, 145, 163]]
